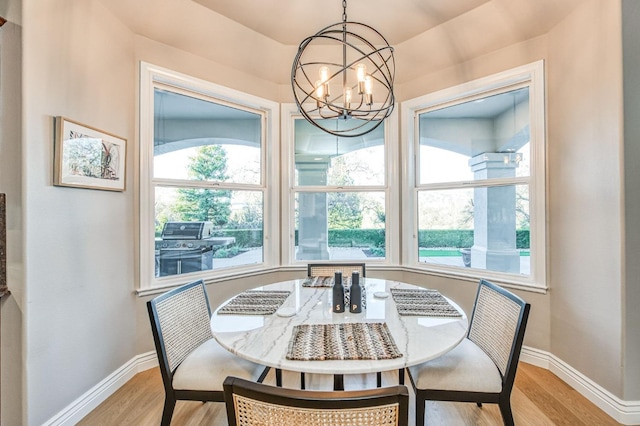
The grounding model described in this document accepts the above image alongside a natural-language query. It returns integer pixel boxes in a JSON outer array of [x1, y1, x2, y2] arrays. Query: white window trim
[[280, 104, 400, 267], [401, 60, 547, 290], [138, 62, 280, 292]]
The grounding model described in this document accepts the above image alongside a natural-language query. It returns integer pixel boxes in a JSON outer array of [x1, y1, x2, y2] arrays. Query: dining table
[[210, 277, 468, 390]]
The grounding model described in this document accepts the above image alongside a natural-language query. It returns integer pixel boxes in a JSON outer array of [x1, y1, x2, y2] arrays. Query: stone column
[[469, 153, 520, 273], [296, 162, 330, 260]]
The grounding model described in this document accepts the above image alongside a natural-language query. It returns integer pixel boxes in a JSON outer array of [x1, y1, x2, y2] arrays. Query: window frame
[[281, 104, 400, 267], [138, 62, 280, 293], [401, 61, 547, 290]]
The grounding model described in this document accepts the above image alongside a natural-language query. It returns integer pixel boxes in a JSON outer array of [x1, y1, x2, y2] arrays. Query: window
[[402, 61, 546, 289], [282, 106, 399, 265], [139, 63, 279, 290]]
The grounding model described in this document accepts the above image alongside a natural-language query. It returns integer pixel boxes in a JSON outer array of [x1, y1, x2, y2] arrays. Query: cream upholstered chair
[[147, 280, 270, 426], [224, 376, 409, 426], [407, 279, 530, 426]]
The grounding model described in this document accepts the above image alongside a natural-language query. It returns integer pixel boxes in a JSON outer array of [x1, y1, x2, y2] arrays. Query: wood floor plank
[[78, 363, 625, 426], [514, 365, 589, 425], [516, 363, 620, 426], [510, 387, 557, 426]]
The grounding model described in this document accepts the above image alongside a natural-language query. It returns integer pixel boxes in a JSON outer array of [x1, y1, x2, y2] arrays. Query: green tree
[[228, 192, 263, 229], [327, 156, 363, 229], [174, 145, 231, 227], [328, 192, 363, 229]]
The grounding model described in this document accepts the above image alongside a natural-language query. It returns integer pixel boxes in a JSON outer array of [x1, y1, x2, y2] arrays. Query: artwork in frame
[[54, 116, 127, 191]]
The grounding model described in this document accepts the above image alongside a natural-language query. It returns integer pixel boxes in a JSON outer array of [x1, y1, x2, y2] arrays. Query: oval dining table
[[210, 277, 468, 390]]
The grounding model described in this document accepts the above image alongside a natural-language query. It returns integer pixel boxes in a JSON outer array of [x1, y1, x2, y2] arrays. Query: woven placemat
[[302, 276, 334, 287], [302, 276, 360, 287], [390, 288, 462, 317], [217, 290, 291, 315], [286, 322, 402, 361]]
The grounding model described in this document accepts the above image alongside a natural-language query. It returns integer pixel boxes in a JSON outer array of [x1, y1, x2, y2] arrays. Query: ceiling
[[190, 0, 491, 46], [98, 0, 583, 85]]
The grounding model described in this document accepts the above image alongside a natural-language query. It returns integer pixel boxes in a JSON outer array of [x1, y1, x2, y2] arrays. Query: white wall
[[547, 0, 624, 395], [622, 0, 640, 401], [0, 7, 24, 424], [22, 0, 136, 424]]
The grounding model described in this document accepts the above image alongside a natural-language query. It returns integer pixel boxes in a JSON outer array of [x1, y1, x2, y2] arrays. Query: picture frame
[[54, 117, 127, 191]]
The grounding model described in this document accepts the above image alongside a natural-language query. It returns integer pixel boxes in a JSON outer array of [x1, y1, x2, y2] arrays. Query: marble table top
[[210, 278, 468, 375]]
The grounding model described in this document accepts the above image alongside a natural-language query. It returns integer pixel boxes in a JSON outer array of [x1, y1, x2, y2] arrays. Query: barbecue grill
[[155, 221, 226, 277]]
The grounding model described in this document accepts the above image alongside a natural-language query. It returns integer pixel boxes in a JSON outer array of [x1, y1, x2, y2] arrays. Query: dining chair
[[224, 376, 409, 426], [305, 263, 383, 390], [147, 280, 270, 426], [307, 262, 366, 278], [407, 279, 530, 426]]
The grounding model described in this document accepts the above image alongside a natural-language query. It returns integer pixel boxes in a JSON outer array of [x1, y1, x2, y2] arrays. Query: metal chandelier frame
[[291, 0, 395, 138]]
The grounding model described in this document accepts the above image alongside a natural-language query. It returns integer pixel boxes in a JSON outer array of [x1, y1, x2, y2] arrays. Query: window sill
[[399, 264, 548, 294], [136, 266, 285, 297], [136, 264, 547, 297]]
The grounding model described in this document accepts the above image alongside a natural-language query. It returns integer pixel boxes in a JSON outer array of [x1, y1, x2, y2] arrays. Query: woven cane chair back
[[308, 263, 366, 278], [467, 280, 526, 378], [224, 376, 409, 426], [152, 280, 214, 373]]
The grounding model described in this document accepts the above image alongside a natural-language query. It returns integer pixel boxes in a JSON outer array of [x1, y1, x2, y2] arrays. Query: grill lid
[[161, 221, 214, 240]]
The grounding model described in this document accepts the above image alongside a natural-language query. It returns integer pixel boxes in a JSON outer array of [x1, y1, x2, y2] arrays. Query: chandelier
[[291, 0, 395, 138]]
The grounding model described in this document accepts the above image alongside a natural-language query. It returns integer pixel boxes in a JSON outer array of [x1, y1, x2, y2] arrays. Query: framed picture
[[54, 117, 127, 191]]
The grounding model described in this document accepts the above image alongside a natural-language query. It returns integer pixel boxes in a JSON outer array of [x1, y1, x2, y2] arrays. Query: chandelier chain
[[342, 0, 347, 23]]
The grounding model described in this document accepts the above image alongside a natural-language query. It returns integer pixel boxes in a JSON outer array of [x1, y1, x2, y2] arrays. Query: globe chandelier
[[291, 0, 395, 138]]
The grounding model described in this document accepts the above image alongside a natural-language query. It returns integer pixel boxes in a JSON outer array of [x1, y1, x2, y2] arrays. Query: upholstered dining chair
[[407, 279, 530, 426], [147, 280, 270, 426], [224, 376, 409, 426]]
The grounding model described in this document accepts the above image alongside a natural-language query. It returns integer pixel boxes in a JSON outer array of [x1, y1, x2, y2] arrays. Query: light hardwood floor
[[78, 362, 622, 426]]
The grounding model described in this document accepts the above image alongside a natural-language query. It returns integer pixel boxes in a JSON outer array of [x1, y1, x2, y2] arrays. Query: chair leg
[[333, 374, 344, 390], [257, 366, 270, 383], [301, 372, 306, 389], [377, 371, 382, 387], [415, 395, 425, 426], [161, 396, 176, 426], [398, 368, 404, 385], [276, 368, 282, 387], [499, 400, 515, 426], [477, 402, 483, 407]]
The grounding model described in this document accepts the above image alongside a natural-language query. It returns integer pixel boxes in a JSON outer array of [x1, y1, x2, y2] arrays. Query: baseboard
[[519, 345, 550, 369], [43, 351, 158, 426], [521, 346, 640, 425]]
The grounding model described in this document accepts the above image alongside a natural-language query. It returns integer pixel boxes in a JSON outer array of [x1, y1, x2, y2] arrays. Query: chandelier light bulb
[[319, 66, 330, 83], [364, 76, 373, 105], [315, 80, 325, 108], [344, 87, 352, 109], [364, 75, 373, 94], [318, 66, 331, 98], [356, 64, 367, 94]]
